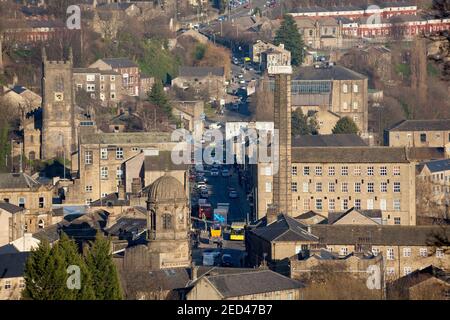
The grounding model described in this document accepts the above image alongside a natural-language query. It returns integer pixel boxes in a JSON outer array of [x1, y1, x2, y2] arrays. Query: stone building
[[310, 225, 450, 282], [0, 202, 26, 247], [146, 175, 191, 269], [0, 252, 29, 300], [257, 146, 417, 225], [186, 269, 303, 300], [292, 65, 369, 137], [246, 214, 319, 272], [66, 130, 179, 205], [387, 120, 450, 149], [89, 58, 141, 96], [386, 265, 450, 300], [247, 216, 449, 281], [41, 48, 76, 160], [0, 173, 54, 233], [113, 174, 191, 272], [73, 67, 123, 106], [251, 41, 291, 71], [172, 67, 226, 101], [172, 101, 205, 132], [290, 248, 383, 283], [294, 17, 344, 49]]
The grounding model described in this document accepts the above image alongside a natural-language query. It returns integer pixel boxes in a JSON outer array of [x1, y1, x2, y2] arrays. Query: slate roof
[[204, 270, 303, 298], [144, 151, 188, 172], [421, 158, 450, 173], [387, 266, 449, 299], [250, 214, 318, 242], [294, 66, 367, 81], [101, 58, 138, 69], [106, 217, 147, 237], [0, 173, 42, 189], [291, 147, 410, 163], [328, 208, 382, 225], [120, 267, 191, 296], [73, 67, 120, 75], [292, 134, 367, 147], [0, 252, 30, 279], [0, 202, 24, 214], [295, 210, 326, 220], [408, 147, 446, 162], [310, 225, 450, 246], [178, 66, 225, 78], [389, 119, 450, 132], [79, 132, 171, 145], [90, 192, 131, 207]]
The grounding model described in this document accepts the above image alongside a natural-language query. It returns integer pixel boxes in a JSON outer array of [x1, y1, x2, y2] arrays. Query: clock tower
[[41, 48, 76, 160]]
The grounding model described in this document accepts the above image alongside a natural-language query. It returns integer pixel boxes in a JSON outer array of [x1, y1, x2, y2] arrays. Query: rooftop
[[328, 208, 382, 225], [251, 214, 318, 242], [0, 202, 24, 214], [292, 134, 367, 147], [178, 66, 225, 78], [422, 159, 450, 173], [389, 119, 450, 132], [310, 225, 450, 246], [204, 270, 304, 298], [294, 65, 367, 81], [73, 67, 120, 75], [101, 58, 138, 69], [79, 131, 172, 145], [0, 252, 30, 279], [0, 172, 43, 190], [144, 151, 188, 172], [291, 147, 410, 163]]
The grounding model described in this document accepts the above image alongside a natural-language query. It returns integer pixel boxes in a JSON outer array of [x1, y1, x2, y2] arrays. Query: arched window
[[38, 219, 45, 229], [162, 214, 172, 230]]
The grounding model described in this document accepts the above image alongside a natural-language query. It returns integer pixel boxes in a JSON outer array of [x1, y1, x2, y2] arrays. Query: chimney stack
[[131, 178, 142, 195], [118, 181, 126, 200]]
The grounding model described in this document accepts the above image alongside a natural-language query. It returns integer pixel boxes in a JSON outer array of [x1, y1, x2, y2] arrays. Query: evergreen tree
[[274, 14, 305, 66], [85, 233, 122, 300], [22, 235, 96, 300], [148, 81, 172, 118], [332, 117, 360, 134], [56, 234, 95, 300], [22, 240, 68, 300], [292, 109, 318, 136]]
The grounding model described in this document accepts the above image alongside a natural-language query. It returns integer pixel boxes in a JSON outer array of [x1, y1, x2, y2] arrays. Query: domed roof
[[147, 174, 186, 203]]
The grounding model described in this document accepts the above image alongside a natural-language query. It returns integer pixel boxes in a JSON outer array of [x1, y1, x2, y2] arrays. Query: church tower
[[41, 48, 76, 160], [146, 174, 191, 269]]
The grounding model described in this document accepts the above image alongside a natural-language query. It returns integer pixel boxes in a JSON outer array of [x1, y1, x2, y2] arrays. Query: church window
[[38, 219, 45, 229], [162, 214, 172, 229]]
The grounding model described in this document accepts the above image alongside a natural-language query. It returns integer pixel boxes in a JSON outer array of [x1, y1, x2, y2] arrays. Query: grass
[[395, 63, 411, 79], [427, 62, 439, 77]]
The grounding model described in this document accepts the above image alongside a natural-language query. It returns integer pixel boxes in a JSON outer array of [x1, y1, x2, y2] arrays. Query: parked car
[[200, 189, 209, 198], [228, 189, 238, 199], [222, 254, 233, 267], [221, 168, 230, 177]]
